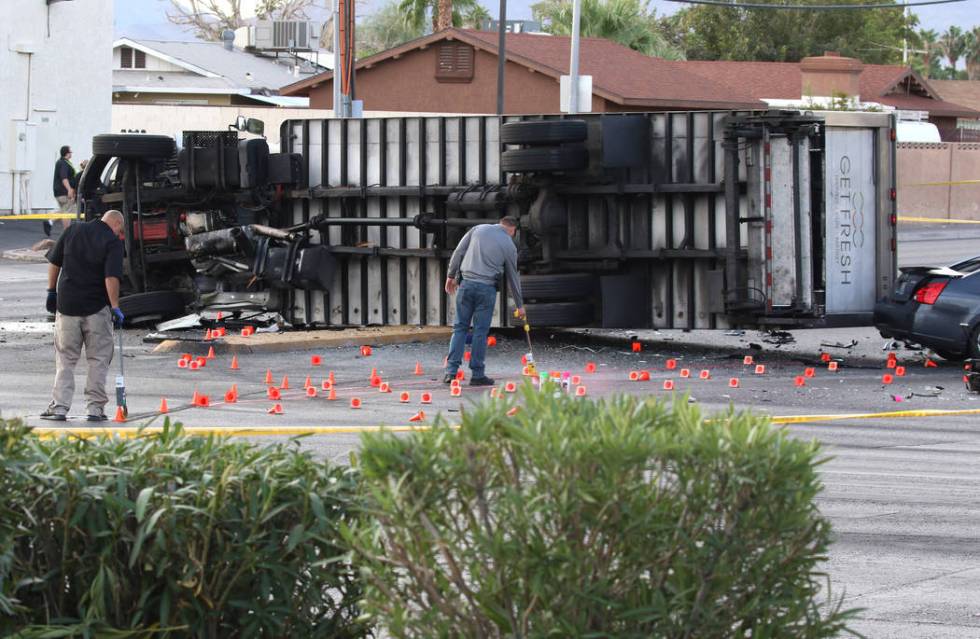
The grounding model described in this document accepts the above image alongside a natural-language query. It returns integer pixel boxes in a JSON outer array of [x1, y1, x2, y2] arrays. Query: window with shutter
[[435, 42, 474, 83], [120, 46, 132, 68], [134, 49, 146, 68]]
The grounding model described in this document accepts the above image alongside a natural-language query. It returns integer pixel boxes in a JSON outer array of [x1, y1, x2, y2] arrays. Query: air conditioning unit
[[248, 20, 317, 51]]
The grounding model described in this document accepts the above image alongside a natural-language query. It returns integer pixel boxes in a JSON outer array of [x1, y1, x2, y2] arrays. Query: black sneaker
[[40, 410, 66, 421], [87, 413, 108, 422], [42, 220, 53, 237], [469, 376, 495, 387], [443, 373, 456, 384]]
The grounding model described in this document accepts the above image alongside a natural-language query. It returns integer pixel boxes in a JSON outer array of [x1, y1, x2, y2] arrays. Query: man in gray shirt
[[444, 216, 525, 386]]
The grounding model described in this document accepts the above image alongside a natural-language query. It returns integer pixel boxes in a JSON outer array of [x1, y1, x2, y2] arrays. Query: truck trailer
[[77, 110, 897, 330]]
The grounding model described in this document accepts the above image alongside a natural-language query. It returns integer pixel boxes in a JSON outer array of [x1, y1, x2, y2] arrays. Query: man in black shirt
[[41, 211, 127, 421], [52, 145, 76, 213]]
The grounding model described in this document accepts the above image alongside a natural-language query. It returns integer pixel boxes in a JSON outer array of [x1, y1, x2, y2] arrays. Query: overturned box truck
[[77, 110, 896, 329]]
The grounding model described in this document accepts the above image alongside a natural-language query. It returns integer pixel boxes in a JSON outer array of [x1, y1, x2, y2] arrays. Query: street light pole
[[496, 0, 507, 115], [333, 0, 341, 116], [568, 0, 582, 114]]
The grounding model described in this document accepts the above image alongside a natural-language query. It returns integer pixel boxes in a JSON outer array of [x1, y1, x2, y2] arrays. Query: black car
[[874, 256, 980, 361]]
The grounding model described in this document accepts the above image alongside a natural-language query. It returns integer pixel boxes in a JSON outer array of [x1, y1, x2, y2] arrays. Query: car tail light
[[914, 280, 948, 305]]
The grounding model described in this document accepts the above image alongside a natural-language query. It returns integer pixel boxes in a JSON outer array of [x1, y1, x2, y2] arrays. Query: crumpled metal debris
[[820, 339, 858, 350], [762, 330, 795, 346]]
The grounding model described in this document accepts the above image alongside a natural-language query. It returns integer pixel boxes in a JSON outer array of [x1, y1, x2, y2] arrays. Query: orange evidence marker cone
[[327, 387, 337, 401], [828, 361, 839, 372], [195, 395, 211, 408], [504, 381, 517, 393], [225, 389, 238, 403], [521, 354, 528, 365], [265, 369, 274, 384], [507, 406, 520, 417], [114, 406, 126, 423], [328, 371, 336, 384], [628, 371, 639, 382], [886, 359, 897, 370], [204, 328, 213, 341], [795, 376, 806, 387], [189, 360, 200, 370], [895, 366, 906, 377], [321, 380, 332, 391], [451, 378, 460, 389], [631, 341, 642, 353], [379, 382, 391, 393], [370, 376, 382, 388], [570, 375, 581, 385], [585, 362, 597, 373], [268, 387, 281, 400], [281, 375, 290, 390], [728, 378, 740, 388], [666, 359, 677, 370], [177, 359, 188, 369], [414, 361, 424, 375], [311, 355, 322, 366], [743, 355, 754, 365], [455, 370, 465, 381], [268, 403, 284, 415], [820, 352, 831, 363], [306, 386, 317, 398], [451, 386, 462, 397], [360, 345, 372, 357], [663, 380, 674, 391], [230, 355, 239, 370], [304, 375, 312, 389], [158, 398, 169, 413], [409, 410, 426, 423], [463, 351, 472, 362], [575, 385, 587, 397], [420, 392, 432, 404], [195, 357, 207, 368], [680, 369, 691, 378], [639, 370, 651, 382], [804, 367, 815, 378], [181, 353, 193, 362], [206, 346, 216, 360], [699, 370, 711, 380], [487, 335, 497, 347], [399, 391, 410, 403], [192, 390, 201, 404], [925, 359, 938, 368], [755, 364, 766, 375], [350, 397, 362, 409], [882, 373, 894, 385]]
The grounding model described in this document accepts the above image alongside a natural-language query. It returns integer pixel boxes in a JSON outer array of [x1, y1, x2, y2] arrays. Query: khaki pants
[[48, 307, 114, 417], [55, 195, 76, 215]]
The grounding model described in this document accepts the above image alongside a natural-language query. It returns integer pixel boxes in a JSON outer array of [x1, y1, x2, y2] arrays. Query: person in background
[[46, 145, 76, 237], [443, 216, 525, 387], [40, 210, 126, 422]]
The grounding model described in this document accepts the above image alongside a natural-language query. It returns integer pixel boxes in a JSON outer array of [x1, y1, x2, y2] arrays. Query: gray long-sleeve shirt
[[447, 224, 523, 308]]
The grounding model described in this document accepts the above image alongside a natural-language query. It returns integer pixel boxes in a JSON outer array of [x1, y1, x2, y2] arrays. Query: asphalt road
[[2, 218, 980, 636]]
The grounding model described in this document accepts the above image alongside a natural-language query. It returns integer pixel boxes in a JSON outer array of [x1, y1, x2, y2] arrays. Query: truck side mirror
[[234, 115, 247, 131], [245, 118, 265, 136]]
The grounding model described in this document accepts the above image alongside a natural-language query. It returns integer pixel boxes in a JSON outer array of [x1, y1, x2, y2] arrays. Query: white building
[[0, 0, 113, 214]]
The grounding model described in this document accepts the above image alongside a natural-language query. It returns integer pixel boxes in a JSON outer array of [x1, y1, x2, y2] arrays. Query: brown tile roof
[[280, 29, 765, 110], [930, 80, 980, 115]]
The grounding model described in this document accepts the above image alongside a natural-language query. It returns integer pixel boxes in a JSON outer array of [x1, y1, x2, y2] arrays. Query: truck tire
[[92, 134, 176, 159], [520, 273, 596, 301], [520, 302, 594, 327], [119, 291, 187, 325], [500, 120, 588, 145], [500, 146, 589, 173]]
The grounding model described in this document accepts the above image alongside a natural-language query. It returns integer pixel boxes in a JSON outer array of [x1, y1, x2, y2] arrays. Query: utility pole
[[332, 0, 341, 115], [496, 0, 507, 115], [567, 0, 582, 114], [336, 0, 354, 117], [902, 4, 909, 65]]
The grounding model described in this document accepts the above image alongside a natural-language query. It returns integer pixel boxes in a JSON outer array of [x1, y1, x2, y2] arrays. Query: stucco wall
[[307, 46, 605, 114], [898, 142, 980, 220], [0, 0, 113, 213]]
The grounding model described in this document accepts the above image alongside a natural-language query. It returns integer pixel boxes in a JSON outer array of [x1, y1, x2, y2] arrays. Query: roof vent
[[801, 52, 863, 99]]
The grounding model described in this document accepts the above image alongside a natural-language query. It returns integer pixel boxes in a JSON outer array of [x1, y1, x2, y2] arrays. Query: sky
[[117, 0, 979, 46]]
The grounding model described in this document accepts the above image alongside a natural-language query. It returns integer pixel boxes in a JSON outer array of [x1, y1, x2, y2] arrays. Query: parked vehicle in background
[[874, 256, 980, 360], [78, 110, 898, 330]]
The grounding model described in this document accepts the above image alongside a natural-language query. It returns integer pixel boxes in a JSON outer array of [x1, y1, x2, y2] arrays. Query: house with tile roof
[[928, 80, 980, 141], [279, 29, 978, 141]]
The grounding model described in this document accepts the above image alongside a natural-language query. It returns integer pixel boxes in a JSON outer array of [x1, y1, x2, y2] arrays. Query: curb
[[153, 325, 453, 355], [1, 248, 48, 263]]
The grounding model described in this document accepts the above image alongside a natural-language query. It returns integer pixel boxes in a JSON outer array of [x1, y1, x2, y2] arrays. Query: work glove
[[111, 307, 125, 328], [46, 289, 57, 315]]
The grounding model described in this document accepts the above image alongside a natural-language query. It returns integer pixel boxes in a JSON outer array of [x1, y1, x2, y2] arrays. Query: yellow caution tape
[[898, 215, 980, 224], [901, 179, 980, 187], [29, 405, 980, 438], [0, 213, 77, 221]]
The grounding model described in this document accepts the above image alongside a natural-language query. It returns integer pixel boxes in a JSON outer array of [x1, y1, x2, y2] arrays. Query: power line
[[666, 0, 965, 9]]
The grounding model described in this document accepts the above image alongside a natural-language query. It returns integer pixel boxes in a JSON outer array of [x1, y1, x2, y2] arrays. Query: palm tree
[[398, 0, 485, 32], [966, 27, 980, 81], [914, 28, 941, 78], [938, 26, 965, 70], [532, 0, 684, 59]]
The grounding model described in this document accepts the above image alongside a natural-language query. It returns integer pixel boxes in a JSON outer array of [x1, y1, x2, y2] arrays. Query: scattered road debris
[[820, 340, 858, 350]]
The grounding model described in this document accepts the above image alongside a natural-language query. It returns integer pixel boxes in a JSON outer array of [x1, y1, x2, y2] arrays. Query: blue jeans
[[446, 280, 497, 379]]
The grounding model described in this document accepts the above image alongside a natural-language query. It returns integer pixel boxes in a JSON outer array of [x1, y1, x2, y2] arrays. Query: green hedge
[[0, 420, 366, 638], [348, 386, 855, 638]]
